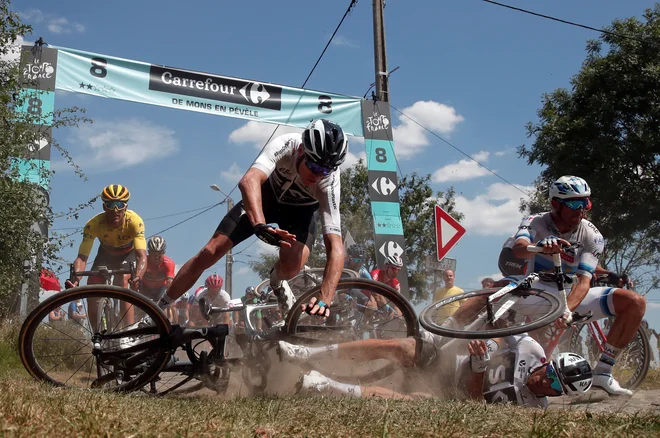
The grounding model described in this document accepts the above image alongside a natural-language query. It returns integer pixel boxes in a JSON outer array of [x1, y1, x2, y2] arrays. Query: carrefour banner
[[53, 46, 364, 136]]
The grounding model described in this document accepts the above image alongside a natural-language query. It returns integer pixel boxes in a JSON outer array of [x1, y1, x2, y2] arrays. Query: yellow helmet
[[101, 184, 131, 202]]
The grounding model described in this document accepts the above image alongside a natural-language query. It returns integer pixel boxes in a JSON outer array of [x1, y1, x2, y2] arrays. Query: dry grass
[[0, 374, 658, 437], [0, 322, 659, 437]]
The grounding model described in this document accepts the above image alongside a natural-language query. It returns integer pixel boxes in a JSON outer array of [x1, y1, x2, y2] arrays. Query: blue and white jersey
[[513, 212, 603, 278], [357, 265, 372, 280]]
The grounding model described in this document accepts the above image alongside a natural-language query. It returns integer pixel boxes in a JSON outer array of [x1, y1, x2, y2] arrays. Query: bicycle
[[419, 244, 588, 339], [19, 269, 418, 394], [549, 274, 651, 391]]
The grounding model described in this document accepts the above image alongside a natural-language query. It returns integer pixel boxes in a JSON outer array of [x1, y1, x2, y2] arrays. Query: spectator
[[481, 277, 495, 289], [67, 299, 87, 324], [432, 270, 464, 315], [49, 307, 66, 322]]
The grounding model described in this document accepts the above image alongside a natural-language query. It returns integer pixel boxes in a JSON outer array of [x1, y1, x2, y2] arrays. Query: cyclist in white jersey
[[280, 333, 593, 406], [504, 176, 646, 396], [159, 120, 348, 319], [186, 274, 231, 326]]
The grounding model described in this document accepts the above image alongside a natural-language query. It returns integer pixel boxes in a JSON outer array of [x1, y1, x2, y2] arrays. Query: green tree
[[519, 5, 660, 293], [520, 5, 660, 243], [248, 160, 462, 303], [0, 0, 90, 315]]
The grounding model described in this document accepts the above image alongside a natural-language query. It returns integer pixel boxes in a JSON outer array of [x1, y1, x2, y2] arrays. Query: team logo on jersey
[[371, 177, 397, 196]]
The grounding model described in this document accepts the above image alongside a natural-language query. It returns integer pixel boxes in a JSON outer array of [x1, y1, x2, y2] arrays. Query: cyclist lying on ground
[[159, 119, 349, 319], [279, 332, 593, 407]]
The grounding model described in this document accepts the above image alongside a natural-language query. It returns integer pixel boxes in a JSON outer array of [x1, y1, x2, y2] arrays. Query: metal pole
[[372, 0, 389, 102], [225, 198, 234, 298]]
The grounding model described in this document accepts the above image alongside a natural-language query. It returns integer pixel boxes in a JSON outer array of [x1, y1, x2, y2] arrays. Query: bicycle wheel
[[419, 287, 563, 339], [569, 322, 650, 390], [19, 285, 172, 392], [285, 278, 419, 384], [255, 268, 358, 299]]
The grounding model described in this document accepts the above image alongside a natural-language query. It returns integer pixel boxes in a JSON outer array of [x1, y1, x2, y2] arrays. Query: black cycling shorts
[[215, 182, 319, 249], [91, 247, 136, 271]]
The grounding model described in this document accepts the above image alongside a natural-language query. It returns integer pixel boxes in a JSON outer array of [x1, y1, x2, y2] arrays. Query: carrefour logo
[[371, 177, 397, 196], [149, 65, 282, 110], [379, 240, 404, 259]]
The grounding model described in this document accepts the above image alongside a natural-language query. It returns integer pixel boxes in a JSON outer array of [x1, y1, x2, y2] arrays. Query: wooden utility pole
[[372, 0, 389, 102]]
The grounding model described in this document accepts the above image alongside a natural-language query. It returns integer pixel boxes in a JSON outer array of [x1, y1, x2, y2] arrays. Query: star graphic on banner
[[79, 82, 85, 88], [86, 84, 93, 90]]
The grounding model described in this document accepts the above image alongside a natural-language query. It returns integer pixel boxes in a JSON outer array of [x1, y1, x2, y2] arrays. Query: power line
[[480, 0, 660, 47], [388, 104, 530, 197]]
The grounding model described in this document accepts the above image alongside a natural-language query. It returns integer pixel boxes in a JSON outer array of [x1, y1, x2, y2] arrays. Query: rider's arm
[[71, 219, 97, 285], [70, 255, 89, 285], [131, 217, 148, 282], [319, 233, 344, 305], [238, 168, 269, 226], [566, 275, 592, 311], [466, 371, 486, 400], [511, 237, 536, 259], [134, 249, 147, 283]]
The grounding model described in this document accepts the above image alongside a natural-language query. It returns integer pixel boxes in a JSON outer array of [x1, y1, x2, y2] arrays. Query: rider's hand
[[64, 279, 79, 289], [535, 236, 571, 255], [302, 296, 330, 318], [468, 340, 490, 373], [128, 276, 141, 291], [254, 224, 297, 249], [555, 309, 572, 330]]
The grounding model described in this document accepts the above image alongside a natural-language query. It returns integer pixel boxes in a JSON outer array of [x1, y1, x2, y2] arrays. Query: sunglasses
[[545, 362, 564, 395], [350, 257, 364, 264], [103, 200, 127, 211], [305, 160, 333, 176], [559, 198, 591, 211]]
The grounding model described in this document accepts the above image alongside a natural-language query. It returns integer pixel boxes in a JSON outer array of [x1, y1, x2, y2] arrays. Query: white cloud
[[221, 162, 244, 185], [331, 35, 359, 48], [647, 302, 660, 310], [453, 182, 533, 236], [392, 101, 464, 159], [236, 266, 250, 276], [465, 272, 505, 290], [0, 35, 28, 63], [432, 151, 491, 183], [341, 150, 366, 170], [229, 121, 302, 149], [255, 238, 278, 256], [19, 9, 85, 34], [494, 147, 515, 157], [63, 119, 179, 172]]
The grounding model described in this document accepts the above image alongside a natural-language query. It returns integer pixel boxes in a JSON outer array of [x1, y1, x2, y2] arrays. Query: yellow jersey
[[78, 210, 146, 257]]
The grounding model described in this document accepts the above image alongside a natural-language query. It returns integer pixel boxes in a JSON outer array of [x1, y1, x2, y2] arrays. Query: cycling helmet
[[179, 291, 190, 302], [205, 274, 224, 289], [147, 236, 167, 252], [245, 286, 256, 296], [384, 254, 404, 268], [101, 184, 131, 202], [552, 352, 593, 396], [302, 119, 348, 170], [347, 244, 366, 259], [549, 176, 591, 202]]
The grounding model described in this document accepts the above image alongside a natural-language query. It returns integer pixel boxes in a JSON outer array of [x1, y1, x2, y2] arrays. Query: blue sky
[[9, 0, 659, 326]]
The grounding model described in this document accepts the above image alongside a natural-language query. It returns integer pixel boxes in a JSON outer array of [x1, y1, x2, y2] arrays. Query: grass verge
[[0, 374, 658, 437]]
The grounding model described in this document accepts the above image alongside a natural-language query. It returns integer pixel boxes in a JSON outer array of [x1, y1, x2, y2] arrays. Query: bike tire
[[285, 278, 419, 384], [19, 285, 172, 392], [569, 323, 650, 390], [419, 287, 563, 339], [255, 268, 358, 299]]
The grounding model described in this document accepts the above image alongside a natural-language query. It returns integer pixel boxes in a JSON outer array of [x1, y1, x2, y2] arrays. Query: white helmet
[[179, 292, 190, 302], [552, 352, 593, 396], [384, 254, 404, 268], [549, 176, 591, 202], [147, 235, 167, 252]]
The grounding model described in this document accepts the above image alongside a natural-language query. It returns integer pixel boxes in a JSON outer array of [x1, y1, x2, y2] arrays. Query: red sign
[[434, 205, 466, 261]]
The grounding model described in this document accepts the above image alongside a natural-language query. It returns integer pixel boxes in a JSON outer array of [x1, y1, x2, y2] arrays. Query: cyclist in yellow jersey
[[65, 185, 147, 327]]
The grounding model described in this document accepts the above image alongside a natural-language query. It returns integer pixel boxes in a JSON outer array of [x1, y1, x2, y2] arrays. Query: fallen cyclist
[[279, 332, 593, 407]]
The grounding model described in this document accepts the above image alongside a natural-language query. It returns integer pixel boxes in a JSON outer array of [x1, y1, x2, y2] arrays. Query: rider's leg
[[162, 232, 232, 304], [271, 241, 310, 285], [576, 286, 645, 395], [115, 273, 134, 326], [594, 288, 646, 375]]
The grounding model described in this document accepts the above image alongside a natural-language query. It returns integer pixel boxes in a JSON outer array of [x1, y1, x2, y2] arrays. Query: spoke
[[35, 352, 95, 359], [39, 321, 90, 348], [43, 339, 93, 375], [63, 355, 93, 385]]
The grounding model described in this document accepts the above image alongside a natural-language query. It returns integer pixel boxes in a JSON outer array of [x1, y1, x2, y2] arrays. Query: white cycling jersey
[[437, 333, 548, 407], [252, 133, 341, 236], [513, 212, 603, 278], [188, 286, 231, 309], [507, 212, 617, 321]]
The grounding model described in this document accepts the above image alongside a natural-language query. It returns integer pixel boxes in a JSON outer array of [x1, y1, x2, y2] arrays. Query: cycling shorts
[[89, 247, 136, 282], [215, 182, 319, 249]]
